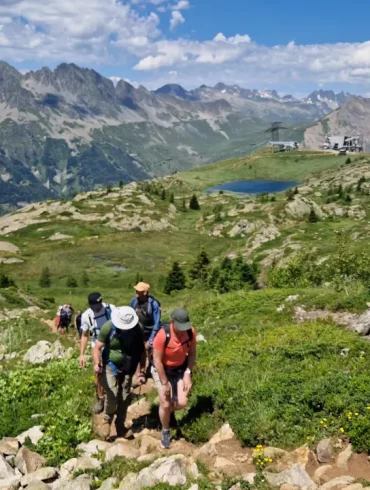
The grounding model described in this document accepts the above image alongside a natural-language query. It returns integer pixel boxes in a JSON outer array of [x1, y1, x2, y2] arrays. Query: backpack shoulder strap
[[162, 323, 171, 348], [105, 304, 112, 321], [108, 323, 117, 342], [188, 328, 193, 342]]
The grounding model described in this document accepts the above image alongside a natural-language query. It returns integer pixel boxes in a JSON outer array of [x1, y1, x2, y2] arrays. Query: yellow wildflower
[[340, 428, 345, 433]]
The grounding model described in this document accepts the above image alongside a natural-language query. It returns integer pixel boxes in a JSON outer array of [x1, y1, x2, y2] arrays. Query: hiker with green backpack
[[92, 306, 146, 440], [152, 308, 197, 449]]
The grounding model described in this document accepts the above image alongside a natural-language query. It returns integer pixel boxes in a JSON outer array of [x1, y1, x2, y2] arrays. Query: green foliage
[[0, 359, 93, 465], [0, 270, 16, 288], [181, 199, 187, 212], [286, 188, 295, 201], [189, 249, 211, 283], [345, 157, 352, 165], [39, 267, 51, 288], [189, 194, 200, 210], [66, 276, 78, 288], [81, 271, 89, 287], [164, 262, 186, 294], [161, 189, 167, 201], [106, 185, 112, 194], [308, 208, 319, 223], [213, 205, 222, 223], [119, 180, 124, 189], [169, 192, 175, 204]]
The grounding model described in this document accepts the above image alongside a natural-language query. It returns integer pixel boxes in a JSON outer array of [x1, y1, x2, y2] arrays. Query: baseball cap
[[88, 292, 103, 306], [134, 282, 150, 293], [171, 307, 191, 331]]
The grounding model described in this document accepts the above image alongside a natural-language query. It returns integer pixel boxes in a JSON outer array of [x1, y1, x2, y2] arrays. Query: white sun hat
[[112, 306, 139, 331]]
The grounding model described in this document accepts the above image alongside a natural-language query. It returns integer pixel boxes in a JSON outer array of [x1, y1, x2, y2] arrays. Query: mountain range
[[0, 60, 359, 212]]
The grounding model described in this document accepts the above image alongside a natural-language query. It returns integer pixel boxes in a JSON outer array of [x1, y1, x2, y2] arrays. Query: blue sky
[[0, 0, 370, 96]]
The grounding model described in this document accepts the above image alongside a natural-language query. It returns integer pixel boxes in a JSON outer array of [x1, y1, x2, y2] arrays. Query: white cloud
[[169, 10, 184, 31], [171, 0, 189, 10], [110, 76, 139, 87]]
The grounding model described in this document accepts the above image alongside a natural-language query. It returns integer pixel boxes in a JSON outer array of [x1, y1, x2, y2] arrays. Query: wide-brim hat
[[112, 306, 139, 331]]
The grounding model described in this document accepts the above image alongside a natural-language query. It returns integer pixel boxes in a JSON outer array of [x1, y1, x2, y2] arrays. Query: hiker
[[74, 310, 82, 338], [93, 306, 146, 440], [130, 282, 161, 376], [58, 304, 74, 334], [152, 308, 196, 449], [80, 293, 116, 414]]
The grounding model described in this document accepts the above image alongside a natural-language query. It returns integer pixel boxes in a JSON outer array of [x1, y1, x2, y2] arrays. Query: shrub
[[308, 209, 319, 223], [0, 271, 15, 288], [81, 271, 89, 287], [189, 195, 200, 210], [66, 276, 78, 288], [39, 267, 51, 288], [164, 262, 186, 294]]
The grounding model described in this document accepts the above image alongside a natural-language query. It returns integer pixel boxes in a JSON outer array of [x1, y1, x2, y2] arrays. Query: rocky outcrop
[[285, 196, 323, 219], [23, 341, 74, 364]]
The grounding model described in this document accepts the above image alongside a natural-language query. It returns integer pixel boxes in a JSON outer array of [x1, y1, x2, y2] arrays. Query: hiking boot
[[94, 397, 104, 414], [161, 429, 171, 449], [99, 421, 111, 441]]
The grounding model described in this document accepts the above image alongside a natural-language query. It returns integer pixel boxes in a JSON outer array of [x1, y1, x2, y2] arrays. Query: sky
[[1, 0, 370, 96]]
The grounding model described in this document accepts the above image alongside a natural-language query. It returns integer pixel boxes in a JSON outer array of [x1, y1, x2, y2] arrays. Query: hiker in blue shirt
[[130, 282, 161, 349]]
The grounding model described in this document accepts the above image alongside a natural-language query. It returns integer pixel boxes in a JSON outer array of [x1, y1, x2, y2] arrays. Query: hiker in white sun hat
[[93, 306, 146, 440]]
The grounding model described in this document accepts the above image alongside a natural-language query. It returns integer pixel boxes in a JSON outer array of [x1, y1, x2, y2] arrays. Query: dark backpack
[[132, 296, 161, 317], [161, 323, 193, 348], [60, 307, 72, 325]]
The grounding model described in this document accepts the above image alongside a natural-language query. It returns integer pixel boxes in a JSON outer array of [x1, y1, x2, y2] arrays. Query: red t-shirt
[[153, 324, 196, 368]]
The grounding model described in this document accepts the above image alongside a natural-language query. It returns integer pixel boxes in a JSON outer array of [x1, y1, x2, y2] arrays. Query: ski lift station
[[268, 141, 300, 152], [323, 135, 363, 152]]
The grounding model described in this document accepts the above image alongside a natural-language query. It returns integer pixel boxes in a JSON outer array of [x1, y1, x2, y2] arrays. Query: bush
[[308, 209, 319, 223], [164, 262, 186, 294], [0, 271, 15, 288], [39, 267, 51, 288], [81, 271, 89, 287], [66, 276, 78, 288], [189, 195, 200, 210]]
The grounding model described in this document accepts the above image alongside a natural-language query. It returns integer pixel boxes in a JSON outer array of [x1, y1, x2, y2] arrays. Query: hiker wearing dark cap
[[152, 308, 197, 449], [130, 282, 161, 349], [93, 306, 146, 440], [80, 292, 116, 414]]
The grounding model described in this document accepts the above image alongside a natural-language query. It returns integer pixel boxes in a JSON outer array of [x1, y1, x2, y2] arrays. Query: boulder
[[77, 440, 111, 457], [14, 447, 46, 474], [320, 476, 355, 490], [199, 442, 217, 457], [20, 467, 57, 486], [343, 485, 363, 490], [0, 438, 19, 456], [17, 426, 44, 446], [316, 439, 334, 463], [136, 435, 160, 456], [209, 424, 235, 444], [242, 473, 256, 485], [0, 475, 21, 490], [285, 197, 323, 220], [336, 445, 353, 470], [23, 342, 53, 364], [0, 454, 15, 480], [105, 442, 139, 462], [313, 465, 333, 484], [350, 311, 370, 336], [98, 477, 118, 490], [119, 454, 198, 490], [56, 475, 91, 490], [27, 482, 51, 490], [280, 485, 299, 490], [264, 464, 317, 490], [213, 457, 236, 469]]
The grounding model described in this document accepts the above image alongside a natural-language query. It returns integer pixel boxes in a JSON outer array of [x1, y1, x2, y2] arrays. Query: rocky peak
[[154, 83, 197, 101]]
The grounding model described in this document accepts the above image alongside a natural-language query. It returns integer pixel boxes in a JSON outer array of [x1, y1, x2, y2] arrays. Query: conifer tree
[[119, 180, 124, 189], [308, 208, 319, 223], [161, 189, 167, 201], [164, 262, 186, 294], [189, 194, 200, 210], [39, 267, 51, 288], [181, 199, 187, 212], [170, 193, 175, 204], [66, 276, 78, 288], [189, 249, 211, 281], [81, 271, 89, 287]]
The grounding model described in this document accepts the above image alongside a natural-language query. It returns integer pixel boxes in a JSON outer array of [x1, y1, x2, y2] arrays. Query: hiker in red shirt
[[152, 308, 196, 449]]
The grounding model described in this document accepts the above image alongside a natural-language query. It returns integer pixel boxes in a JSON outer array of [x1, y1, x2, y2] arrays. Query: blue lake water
[[206, 180, 300, 195]]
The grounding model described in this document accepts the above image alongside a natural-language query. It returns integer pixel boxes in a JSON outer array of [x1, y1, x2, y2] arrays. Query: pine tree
[[164, 262, 186, 294], [214, 205, 222, 223], [294, 187, 299, 195], [170, 193, 175, 204], [0, 271, 15, 288], [189, 194, 200, 210], [161, 189, 167, 201], [308, 209, 319, 223], [66, 276, 78, 288], [220, 256, 233, 271], [106, 185, 112, 194], [345, 157, 352, 165], [81, 271, 89, 287], [189, 249, 211, 281], [39, 267, 51, 288], [119, 180, 124, 189], [286, 189, 295, 201]]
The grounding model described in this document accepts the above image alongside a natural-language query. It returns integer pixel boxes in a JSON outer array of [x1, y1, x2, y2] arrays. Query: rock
[[264, 464, 317, 490], [0, 475, 21, 490], [336, 445, 353, 470], [213, 457, 236, 469], [285, 197, 323, 220], [196, 334, 207, 343], [77, 440, 111, 457], [14, 447, 46, 474], [73, 456, 101, 473], [98, 477, 118, 490], [285, 295, 300, 303], [27, 482, 51, 490], [209, 424, 235, 444], [248, 224, 281, 251], [48, 233, 73, 241], [0, 454, 16, 480], [59, 459, 77, 480], [351, 311, 370, 336], [16, 427, 44, 446], [105, 442, 139, 462], [320, 477, 355, 490], [280, 485, 299, 490], [199, 442, 217, 457], [228, 219, 264, 238], [21, 467, 57, 486], [317, 439, 334, 463], [313, 465, 333, 484], [187, 485, 199, 490], [137, 454, 157, 463], [23, 342, 53, 364], [137, 435, 160, 456], [242, 473, 256, 485], [0, 438, 19, 456], [119, 455, 198, 490], [56, 475, 91, 490], [343, 485, 363, 490], [261, 447, 289, 460]]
